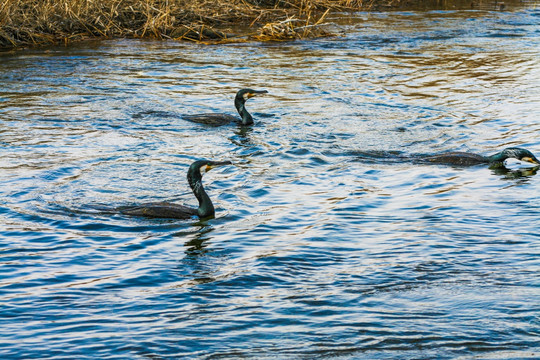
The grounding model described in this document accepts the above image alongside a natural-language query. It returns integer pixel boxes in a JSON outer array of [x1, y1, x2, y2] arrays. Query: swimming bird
[[422, 147, 539, 169], [182, 88, 268, 126], [120, 160, 231, 219]]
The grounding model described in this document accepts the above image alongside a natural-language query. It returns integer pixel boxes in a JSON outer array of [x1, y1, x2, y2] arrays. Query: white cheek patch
[[200, 165, 208, 174], [243, 93, 251, 100]]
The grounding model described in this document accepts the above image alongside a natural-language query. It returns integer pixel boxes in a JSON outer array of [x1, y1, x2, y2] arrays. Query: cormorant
[[422, 147, 539, 169], [120, 160, 231, 219], [182, 88, 268, 126]]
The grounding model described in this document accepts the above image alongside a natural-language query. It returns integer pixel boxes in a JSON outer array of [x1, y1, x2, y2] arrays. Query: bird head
[[501, 148, 539, 164], [236, 88, 268, 102], [190, 160, 232, 176], [489, 148, 540, 169]]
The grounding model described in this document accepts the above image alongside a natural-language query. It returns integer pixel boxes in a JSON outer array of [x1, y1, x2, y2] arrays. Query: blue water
[[1, 8, 539, 359]]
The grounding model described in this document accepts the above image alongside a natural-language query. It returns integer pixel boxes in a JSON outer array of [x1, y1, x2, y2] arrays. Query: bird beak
[[247, 90, 268, 99], [206, 161, 232, 171], [522, 157, 540, 165]]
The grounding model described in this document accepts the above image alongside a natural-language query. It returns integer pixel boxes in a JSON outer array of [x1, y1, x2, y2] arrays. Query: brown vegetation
[[0, 0, 385, 49]]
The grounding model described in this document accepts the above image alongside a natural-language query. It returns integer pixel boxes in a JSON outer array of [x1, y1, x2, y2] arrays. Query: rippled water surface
[[1, 7, 540, 359]]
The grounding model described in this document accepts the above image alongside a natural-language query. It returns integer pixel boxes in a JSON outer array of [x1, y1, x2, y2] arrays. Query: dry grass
[[0, 0, 380, 48], [252, 9, 332, 41]]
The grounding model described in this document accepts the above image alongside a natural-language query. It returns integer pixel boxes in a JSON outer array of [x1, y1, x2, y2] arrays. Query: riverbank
[[0, 0, 378, 49], [0, 0, 525, 49]]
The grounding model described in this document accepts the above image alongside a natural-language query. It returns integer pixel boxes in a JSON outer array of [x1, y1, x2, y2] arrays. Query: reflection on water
[[1, 7, 539, 360]]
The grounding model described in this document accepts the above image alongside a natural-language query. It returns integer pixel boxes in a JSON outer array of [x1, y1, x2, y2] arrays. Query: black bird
[[182, 88, 268, 126], [422, 147, 539, 169], [120, 160, 231, 219]]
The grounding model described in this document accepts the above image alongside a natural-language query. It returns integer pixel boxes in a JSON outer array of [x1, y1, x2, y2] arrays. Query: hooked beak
[[206, 160, 232, 171], [247, 90, 268, 99], [521, 157, 540, 166]]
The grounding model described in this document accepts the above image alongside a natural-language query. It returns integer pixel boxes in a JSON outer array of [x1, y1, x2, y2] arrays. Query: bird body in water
[[120, 160, 231, 219], [182, 88, 268, 126], [422, 147, 539, 169]]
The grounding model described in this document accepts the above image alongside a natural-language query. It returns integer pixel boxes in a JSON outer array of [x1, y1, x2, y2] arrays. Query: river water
[[1, 6, 539, 360]]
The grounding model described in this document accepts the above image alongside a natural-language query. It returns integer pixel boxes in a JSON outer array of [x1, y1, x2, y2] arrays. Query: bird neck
[[487, 150, 513, 169], [235, 97, 253, 125], [188, 171, 215, 218]]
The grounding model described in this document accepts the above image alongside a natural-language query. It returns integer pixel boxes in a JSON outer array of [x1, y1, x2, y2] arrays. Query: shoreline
[[0, 0, 527, 50], [0, 0, 378, 50]]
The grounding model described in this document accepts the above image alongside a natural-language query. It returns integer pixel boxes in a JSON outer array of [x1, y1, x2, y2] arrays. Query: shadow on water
[[491, 167, 538, 180], [229, 126, 255, 148], [181, 226, 214, 254]]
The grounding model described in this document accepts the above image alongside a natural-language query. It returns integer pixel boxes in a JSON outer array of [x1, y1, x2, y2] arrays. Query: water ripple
[[1, 7, 540, 360]]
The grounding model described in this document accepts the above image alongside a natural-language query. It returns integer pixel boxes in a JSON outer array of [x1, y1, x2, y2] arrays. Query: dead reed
[[0, 0, 382, 48]]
